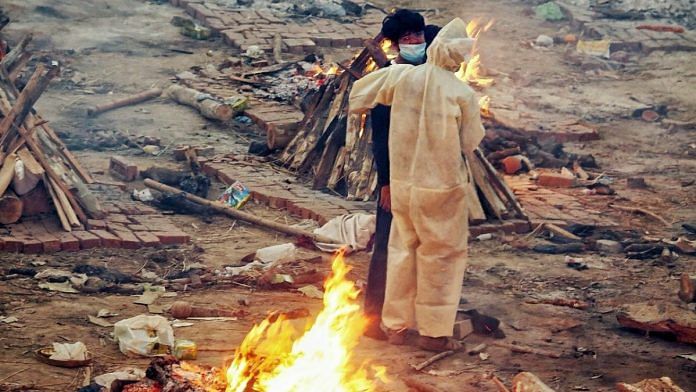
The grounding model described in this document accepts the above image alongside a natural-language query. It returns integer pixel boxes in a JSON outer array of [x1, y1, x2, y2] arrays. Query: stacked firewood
[[277, 38, 526, 223], [0, 35, 100, 230]]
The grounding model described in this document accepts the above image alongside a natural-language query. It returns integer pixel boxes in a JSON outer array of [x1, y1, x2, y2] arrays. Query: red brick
[[90, 230, 122, 248], [152, 231, 190, 245], [72, 231, 101, 249], [35, 233, 61, 253], [107, 222, 129, 232], [21, 238, 43, 254], [537, 172, 576, 188], [221, 30, 244, 47], [135, 232, 161, 247], [108, 214, 131, 224], [109, 156, 138, 182], [113, 230, 142, 249], [57, 233, 80, 252], [87, 219, 108, 230], [1, 237, 21, 252], [501, 155, 524, 175], [128, 224, 149, 232]]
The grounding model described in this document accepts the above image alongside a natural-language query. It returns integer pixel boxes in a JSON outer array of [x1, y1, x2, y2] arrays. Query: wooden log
[[46, 176, 79, 227], [44, 176, 72, 231], [8, 51, 31, 83], [0, 153, 16, 196], [165, 85, 233, 121], [466, 179, 487, 224], [0, 64, 58, 139], [364, 38, 390, 68], [490, 341, 562, 359], [312, 114, 347, 189], [144, 179, 341, 244], [0, 190, 22, 224], [11, 147, 43, 195], [411, 350, 456, 371], [19, 183, 51, 216], [2, 65, 88, 223], [272, 34, 283, 64], [486, 146, 521, 162], [467, 153, 507, 220], [544, 223, 582, 241], [510, 372, 556, 392], [87, 87, 162, 117], [266, 127, 297, 150], [0, 34, 32, 74], [327, 146, 347, 190], [474, 149, 526, 219]]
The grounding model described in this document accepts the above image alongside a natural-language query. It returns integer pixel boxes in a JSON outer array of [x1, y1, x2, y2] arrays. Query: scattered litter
[[297, 285, 324, 299], [255, 243, 297, 264], [173, 339, 197, 360], [171, 321, 195, 328], [535, 34, 554, 47], [677, 353, 696, 362], [134, 285, 165, 305], [143, 145, 161, 155], [0, 316, 18, 324], [576, 39, 611, 58], [271, 273, 295, 284], [114, 315, 175, 357], [219, 181, 251, 209], [39, 281, 79, 293], [476, 233, 494, 241], [88, 315, 113, 328], [313, 213, 376, 252], [186, 317, 238, 322], [479, 352, 490, 361], [93, 368, 145, 388], [132, 188, 154, 202], [511, 372, 556, 391], [36, 342, 92, 368], [234, 115, 252, 124], [97, 309, 118, 318], [535, 2, 565, 21], [565, 255, 589, 271]]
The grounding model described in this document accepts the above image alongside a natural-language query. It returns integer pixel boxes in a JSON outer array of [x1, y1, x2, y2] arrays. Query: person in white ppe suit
[[349, 18, 485, 352]]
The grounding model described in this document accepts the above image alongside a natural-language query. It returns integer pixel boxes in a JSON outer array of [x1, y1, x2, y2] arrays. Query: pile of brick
[[1, 201, 189, 254], [170, 0, 382, 54]]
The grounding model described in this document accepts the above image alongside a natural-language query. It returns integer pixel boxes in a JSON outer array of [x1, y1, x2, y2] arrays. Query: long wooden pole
[[143, 179, 341, 244], [87, 87, 162, 117]]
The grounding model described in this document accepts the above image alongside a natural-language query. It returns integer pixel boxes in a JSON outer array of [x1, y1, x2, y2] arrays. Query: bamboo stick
[[87, 88, 162, 117], [144, 179, 341, 244], [48, 176, 79, 227]]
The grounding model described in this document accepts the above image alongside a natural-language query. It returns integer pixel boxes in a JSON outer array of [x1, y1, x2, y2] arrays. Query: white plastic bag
[[113, 315, 174, 357], [255, 243, 297, 264]]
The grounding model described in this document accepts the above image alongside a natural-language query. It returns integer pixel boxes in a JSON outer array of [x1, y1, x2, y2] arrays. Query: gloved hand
[[379, 185, 391, 212]]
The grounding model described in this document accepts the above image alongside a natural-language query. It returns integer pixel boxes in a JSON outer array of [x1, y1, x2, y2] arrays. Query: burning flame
[[224, 251, 384, 392], [455, 18, 495, 89], [456, 18, 495, 115]]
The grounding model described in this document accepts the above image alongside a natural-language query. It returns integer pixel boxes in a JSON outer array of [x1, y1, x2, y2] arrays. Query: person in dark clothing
[[364, 9, 440, 340]]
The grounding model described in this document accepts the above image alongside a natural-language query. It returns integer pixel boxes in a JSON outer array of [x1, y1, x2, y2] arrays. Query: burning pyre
[[120, 251, 386, 392]]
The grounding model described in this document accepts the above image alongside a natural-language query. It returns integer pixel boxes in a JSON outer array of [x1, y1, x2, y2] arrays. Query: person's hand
[[379, 185, 391, 212]]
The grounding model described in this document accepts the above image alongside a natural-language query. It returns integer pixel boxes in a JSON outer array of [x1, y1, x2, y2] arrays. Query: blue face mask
[[399, 43, 426, 64]]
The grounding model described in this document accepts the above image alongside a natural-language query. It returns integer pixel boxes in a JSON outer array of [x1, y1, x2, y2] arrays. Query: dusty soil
[[0, 0, 694, 391]]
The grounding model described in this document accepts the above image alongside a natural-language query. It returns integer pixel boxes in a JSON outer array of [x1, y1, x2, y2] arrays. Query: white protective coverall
[[348, 18, 485, 337]]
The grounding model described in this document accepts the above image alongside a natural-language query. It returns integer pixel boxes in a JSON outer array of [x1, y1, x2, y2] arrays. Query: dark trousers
[[364, 200, 392, 322]]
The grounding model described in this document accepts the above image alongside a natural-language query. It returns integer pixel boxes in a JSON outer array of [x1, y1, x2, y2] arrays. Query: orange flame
[[456, 19, 495, 89], [224, 251, 383, 392]]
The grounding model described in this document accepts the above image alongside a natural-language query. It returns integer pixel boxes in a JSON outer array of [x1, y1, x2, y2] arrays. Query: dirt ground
[[0, 0, 694, 391]]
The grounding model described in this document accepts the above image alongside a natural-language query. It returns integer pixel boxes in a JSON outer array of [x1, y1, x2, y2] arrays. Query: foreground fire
[[225, 251, 384, 392]]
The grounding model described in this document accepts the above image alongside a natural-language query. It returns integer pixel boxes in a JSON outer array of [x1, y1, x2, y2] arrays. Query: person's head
[[381, 9, 426, 64]]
